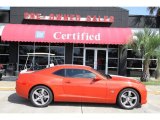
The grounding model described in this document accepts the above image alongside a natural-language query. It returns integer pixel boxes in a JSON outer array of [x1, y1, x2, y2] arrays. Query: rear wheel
[[30, 86, 53, 107], [117, 88, 140, 109]]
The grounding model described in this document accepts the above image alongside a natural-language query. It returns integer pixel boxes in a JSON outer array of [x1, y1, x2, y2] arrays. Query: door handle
[[65, 81, 71, 84]]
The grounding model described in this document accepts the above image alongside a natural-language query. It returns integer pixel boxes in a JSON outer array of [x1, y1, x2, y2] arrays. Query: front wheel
[[117, 88, 140, 109], [30, 86, 53, 107]]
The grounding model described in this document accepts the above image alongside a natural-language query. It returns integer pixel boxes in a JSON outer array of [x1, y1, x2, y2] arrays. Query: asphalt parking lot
[[0, 91, 160, 113]]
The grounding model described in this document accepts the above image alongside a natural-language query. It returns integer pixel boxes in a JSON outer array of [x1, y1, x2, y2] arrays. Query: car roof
[[53, 64, 92, 69]]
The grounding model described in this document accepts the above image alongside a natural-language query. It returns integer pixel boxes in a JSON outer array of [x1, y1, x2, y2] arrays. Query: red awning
[[2, 24, 132, 44]]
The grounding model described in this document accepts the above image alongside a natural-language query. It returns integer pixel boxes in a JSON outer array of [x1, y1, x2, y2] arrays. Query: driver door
[[63, 68, 108, 103], [80, 70, 108, 103]]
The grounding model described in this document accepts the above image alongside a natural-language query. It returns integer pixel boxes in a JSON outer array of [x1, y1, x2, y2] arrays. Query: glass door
[[84, 48, 108, 74], [97, 50, 107, 74], [85, 49, 95, 69]]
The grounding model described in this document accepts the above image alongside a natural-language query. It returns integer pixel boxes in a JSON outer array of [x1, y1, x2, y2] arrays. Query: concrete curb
[[147, 91, 160, 95], [0, 87, 15, 91]]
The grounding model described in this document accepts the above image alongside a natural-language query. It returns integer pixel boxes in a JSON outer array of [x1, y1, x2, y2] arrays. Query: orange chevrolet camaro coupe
[[16, 65, 147, 109]]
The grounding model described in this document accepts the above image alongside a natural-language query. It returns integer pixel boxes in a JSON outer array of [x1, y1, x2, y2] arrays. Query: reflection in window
[[127, 69, 142, 77], [19, 46, 34, 55], [108, 49, 118, 58], [0, 43, 10, 67], [50, 43, 65, 46], [35, 56, 48, 65], [19, 56, 27, 65], [73, 46, 83, 65], [0, 46, 9, 54], [108, 68, 117, 75], [50, 57, 64, 65], [127, 60, 142, 68], [127, 50, 142, 58], [50, 47, 64, 56], [149, 60, 157, 68], [108, 59, 118, 67], [74, 48, 83, 56], [35, 43, 49, 46], [73, 58, 83, 65], [85, 44, 107, 48], [19, 56, 34, 71], [74, 44, 84, 47], [18, 43, 65, 71], [35, 47, 49, 53], [19, 42, 34, 45], [108, 45, 118, 48], [0, 55, 9, 64]]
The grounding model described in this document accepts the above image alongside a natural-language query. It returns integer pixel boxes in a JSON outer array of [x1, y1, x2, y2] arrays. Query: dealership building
[[0, 7, 160, 77]]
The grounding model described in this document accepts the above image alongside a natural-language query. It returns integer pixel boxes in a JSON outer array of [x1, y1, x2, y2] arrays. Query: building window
[[73, 44, 84, 65], [85, 44, 107, 48], [73, 44, 119, 75], [50, 46, 65, 56], [0, 42, 10, 69], [108, 48, 118, 58], [50, 44, 65, 65], [108, 46, 119, 75], [18, 43, 65, 71], [74, 48, 83, 56], [127, 59, 142, 68], [127, 49, 157, 77], [19, 45, 34, 55], [108, 68, 118, 75]]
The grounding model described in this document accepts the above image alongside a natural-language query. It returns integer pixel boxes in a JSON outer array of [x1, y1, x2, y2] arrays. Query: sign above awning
[[24, 12, 115, 23], [1, 24, 132, 44]]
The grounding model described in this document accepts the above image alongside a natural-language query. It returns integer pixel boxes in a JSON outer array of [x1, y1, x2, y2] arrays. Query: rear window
[[53, 69, 65, 77]]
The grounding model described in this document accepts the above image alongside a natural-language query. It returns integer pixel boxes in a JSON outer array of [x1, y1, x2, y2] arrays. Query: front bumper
[[140, 85, 147, 104]]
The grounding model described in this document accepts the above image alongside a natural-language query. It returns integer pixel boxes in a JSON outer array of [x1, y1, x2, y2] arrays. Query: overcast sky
[[124, 7, 150, 15]]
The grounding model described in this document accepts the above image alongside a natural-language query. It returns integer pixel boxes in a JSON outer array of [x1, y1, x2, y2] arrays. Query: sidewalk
[[0, 81, 15, 90], [146, 86, 160, 95], [0, 76, 17, 91], [0, 76, 160, 94]]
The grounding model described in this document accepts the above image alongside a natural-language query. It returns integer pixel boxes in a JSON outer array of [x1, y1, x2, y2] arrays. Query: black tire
[[117, 88, 140, 110], [30, 85, 53, 107]]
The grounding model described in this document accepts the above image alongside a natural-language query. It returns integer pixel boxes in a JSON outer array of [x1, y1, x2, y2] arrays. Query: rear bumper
[[16, 80, 30, 99]]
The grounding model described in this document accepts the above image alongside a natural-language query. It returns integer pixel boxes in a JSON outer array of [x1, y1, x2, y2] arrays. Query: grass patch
[[142, 80, 160, 85], [130, 77, 160, 85]]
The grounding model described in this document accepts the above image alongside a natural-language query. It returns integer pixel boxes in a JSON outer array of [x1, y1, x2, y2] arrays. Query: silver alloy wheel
[[120, 90, 138, 109], [32, 88, 50, 106]]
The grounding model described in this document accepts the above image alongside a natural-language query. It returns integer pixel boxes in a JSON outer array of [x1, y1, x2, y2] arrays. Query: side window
[[83, 70, 96, 78], [53, 69, 65, 77], [66, 69, 96, 78], [66, 69, 83, 78]]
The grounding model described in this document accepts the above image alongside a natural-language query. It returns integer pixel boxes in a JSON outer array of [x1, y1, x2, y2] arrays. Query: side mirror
[[90, 76, 101, 84], [93, 76, 101, 81]]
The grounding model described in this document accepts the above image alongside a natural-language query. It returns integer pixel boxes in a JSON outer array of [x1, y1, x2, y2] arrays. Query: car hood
[[110, 75, 141, 84]]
